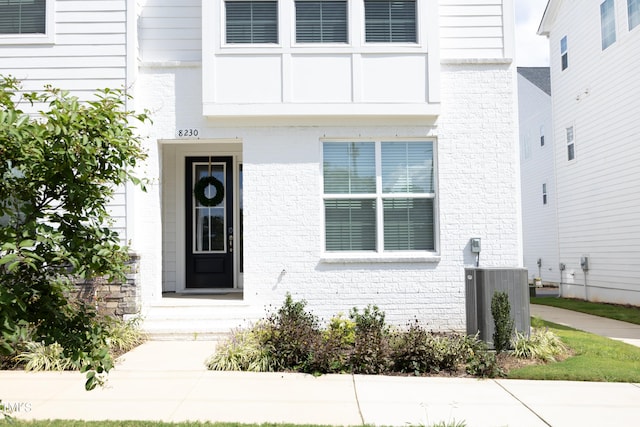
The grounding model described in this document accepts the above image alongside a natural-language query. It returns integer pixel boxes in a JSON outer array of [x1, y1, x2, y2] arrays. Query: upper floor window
[[323, 140, 435, 252], [225, 1, 278, 44], [601, 0, 617, 50], [560, 36, 568, 70], [364, 0, 416, 43], [0, 0, 46, 35], [566, 126, 575, 161], [542, 183, 547, 205], [629, 0, 640, 30], [296, 0, 347, 43], [540, 125, 545, 147]]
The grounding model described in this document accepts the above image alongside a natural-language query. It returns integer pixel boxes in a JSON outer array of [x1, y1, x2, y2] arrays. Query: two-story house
[[517, 67, 559, 287], [1, 0, 522, 336], [538, 0, 640, 304]]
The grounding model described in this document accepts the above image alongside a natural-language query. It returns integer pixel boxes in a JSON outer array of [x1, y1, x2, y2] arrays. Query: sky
[[514, 0, 550, 66]]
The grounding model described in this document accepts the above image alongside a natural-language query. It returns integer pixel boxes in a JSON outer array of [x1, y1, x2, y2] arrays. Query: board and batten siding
[[546, 0, 640, 303], [439, 0, 510, 59], [138, 0, 201, 63]]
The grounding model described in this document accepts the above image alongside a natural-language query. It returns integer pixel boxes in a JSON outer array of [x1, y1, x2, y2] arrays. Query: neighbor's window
[[601, 0, 617, 50], [323, 140, 435, 252], [225, 1, 278, 44], [295, 0, 347, 43], [364, 0, 416, 43], [540, 125, 545, 147], [560, 36, 568, 70], [0, 0, 46, 35], [566, 126, 575, 161], [629, 0, 640, 30], [542, 183, 548, 205]]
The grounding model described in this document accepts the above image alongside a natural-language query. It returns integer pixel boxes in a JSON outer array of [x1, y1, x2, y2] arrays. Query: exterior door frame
[[160, 141, 243, 294]]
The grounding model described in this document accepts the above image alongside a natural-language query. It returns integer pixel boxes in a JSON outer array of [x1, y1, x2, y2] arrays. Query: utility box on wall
[[465, 268, 530, 346]]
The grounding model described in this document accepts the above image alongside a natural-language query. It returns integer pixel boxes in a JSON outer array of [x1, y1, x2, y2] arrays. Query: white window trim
[[0, 0, 54, 45], [362, 0, 420, 46], [319, 137, 440, 263], [221, 0, 280, 47]]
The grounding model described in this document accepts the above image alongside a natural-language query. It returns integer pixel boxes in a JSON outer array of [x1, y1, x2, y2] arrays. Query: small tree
[[491, 291, 514, 353], [0, 76, 149, 389]]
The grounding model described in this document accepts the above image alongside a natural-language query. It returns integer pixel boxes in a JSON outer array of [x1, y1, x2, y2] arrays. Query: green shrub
[[491, 291, 514, 353], [206, 326, 274, 372], [260, 293, 322, 371], [308, 314, 355, 373], [14, 341, 74, 371], [465, 343, 503, 378], [105, 316, 146, 354], [512, 328, 568, 362], [349, 305, 392, 374]]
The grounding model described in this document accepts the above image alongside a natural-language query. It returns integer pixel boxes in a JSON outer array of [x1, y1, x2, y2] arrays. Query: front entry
[[185, 156, 234, 288]]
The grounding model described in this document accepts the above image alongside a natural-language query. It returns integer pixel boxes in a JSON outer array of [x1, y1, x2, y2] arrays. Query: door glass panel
[[194, 163, 226, 253]]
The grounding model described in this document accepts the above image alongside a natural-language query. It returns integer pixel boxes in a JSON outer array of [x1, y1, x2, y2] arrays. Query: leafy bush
[[491, 291, 514, 353], [205, 295, 506, 378], [206, 326, 274, 372], [349, 305, 392, 374], [512, 328, 568, 362], [14, 341, 74, 371], [307, 314, 355, 373], [465, 344, 503, 378], [105, 316, 147, 355], [0, 76, 149, 390], [260, 293, 322, 371]]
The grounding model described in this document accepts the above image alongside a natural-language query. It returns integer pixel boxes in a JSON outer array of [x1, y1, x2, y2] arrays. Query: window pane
[[325, 199, 376, 251], [567, 143, 575, 161], [601, 0, 616, 50], [0, 0, 46, 34], [629, 0, 640, 30], [381, 141, 433, 193], [226, 1, 278, 44], [383, 198, 434, 250], [365, 0, 416, 43], [296, 0, 347, 43], [323, 142, 375, 193]]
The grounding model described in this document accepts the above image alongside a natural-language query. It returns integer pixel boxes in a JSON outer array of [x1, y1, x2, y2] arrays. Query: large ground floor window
[[322, 139, 436, 253]]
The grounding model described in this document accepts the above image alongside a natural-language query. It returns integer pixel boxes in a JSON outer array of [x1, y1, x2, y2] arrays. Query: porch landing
[[139, 293, 263, 340]]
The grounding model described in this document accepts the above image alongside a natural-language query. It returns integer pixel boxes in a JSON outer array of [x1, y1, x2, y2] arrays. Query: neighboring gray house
[[538, 0, 640, 304], [517, 67, 559, 287]]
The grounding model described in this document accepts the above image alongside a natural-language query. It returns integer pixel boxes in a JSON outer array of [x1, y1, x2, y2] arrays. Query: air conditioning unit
[[465, 268, 530, 346]]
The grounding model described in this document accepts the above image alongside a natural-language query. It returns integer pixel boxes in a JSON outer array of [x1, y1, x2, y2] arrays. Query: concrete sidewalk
[[530, 304, 640, 347], [2, 306, 640, 426]]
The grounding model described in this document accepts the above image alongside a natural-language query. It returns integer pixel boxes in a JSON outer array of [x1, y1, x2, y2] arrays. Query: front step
[[139, 296, 264, 340]]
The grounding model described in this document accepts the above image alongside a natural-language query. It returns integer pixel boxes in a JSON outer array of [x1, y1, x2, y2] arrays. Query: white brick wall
[[134, 63, 520, 331]]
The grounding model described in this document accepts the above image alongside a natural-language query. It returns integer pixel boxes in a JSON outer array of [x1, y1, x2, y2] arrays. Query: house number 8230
[[177, 128, 199, 138]]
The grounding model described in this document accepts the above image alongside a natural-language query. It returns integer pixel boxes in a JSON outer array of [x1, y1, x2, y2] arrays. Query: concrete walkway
[[2, 305, 640, 426], [530, 304, 640, 347]]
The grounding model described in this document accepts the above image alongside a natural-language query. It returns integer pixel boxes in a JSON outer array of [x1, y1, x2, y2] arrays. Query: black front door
[[185, 156, 234, 288]]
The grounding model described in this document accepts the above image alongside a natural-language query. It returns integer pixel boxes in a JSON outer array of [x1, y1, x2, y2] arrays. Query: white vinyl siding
[[629, 0, 640, 30], [323, 140, 435, 252], [295, 0, 347, 43], [601, 0, 616, 50], [364, 0, 416, 43], [225, 1, 278, 44], [566, 126, 575, 161]]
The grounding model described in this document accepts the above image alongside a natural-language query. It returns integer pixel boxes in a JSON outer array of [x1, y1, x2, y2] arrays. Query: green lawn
[[531, 296, 640, 325], [508, 319, 640, 382]]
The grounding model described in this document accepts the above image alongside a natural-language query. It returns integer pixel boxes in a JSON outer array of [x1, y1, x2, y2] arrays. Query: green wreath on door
[[194, 176, 224, 207]]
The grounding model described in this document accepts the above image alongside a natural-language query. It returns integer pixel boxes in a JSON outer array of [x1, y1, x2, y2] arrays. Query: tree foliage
[[0, 76, 149, 389]]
